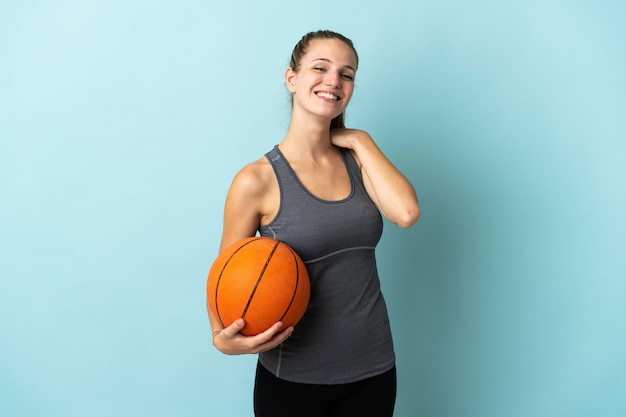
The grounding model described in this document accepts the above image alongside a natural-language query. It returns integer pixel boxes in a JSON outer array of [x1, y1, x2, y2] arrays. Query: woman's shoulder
[[229, 155, 275, 198]]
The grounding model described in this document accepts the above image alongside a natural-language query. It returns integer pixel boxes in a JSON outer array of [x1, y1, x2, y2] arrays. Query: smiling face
[[285, 38, 358, 124]]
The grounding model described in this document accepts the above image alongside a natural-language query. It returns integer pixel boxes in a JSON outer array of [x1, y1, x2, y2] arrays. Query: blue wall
[[1, 1, 624, 416]]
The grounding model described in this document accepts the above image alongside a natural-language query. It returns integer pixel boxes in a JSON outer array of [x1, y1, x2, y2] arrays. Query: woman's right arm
[[208, 162, 294, 355]]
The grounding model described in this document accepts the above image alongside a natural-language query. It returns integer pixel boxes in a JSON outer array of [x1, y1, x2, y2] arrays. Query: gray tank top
[[258, 145, 395, 384]]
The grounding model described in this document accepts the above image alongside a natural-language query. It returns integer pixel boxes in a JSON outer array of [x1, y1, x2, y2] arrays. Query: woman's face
[[286, 38, 357, 122]]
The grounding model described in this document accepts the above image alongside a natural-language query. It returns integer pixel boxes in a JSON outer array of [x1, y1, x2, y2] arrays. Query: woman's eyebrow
[[311, 58, 356, 72]]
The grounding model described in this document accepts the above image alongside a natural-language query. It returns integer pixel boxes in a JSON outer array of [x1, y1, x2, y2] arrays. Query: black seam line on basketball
[[278, 247, 300, 322], [214, 237, 263, 326], [241, 240, 280, 319]]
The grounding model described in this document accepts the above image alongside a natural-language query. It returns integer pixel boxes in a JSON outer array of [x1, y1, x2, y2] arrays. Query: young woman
[[209, 30, 420, 417]]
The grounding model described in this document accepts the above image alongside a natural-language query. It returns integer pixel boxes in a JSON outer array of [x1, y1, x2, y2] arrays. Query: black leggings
[[253, 362, 397, 417]]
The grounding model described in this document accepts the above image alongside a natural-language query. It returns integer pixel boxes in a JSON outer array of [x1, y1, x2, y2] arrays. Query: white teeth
[[317, 92, 338, 100]]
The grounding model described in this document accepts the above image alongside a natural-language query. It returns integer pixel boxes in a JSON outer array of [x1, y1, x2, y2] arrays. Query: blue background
[[1, 1, 625, 416]]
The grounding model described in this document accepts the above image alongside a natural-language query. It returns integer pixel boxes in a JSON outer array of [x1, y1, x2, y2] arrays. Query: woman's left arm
[[331, 128, 420, 228]]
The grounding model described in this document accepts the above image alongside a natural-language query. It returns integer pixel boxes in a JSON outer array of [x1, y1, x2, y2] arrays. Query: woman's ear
[[284, 67, 296, 93]]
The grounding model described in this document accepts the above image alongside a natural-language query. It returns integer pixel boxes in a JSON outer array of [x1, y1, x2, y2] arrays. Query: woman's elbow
[[395, 204, 420, 228]]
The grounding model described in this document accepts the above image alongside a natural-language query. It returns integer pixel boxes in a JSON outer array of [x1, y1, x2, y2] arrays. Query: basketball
[[206, 237, 310, 336]]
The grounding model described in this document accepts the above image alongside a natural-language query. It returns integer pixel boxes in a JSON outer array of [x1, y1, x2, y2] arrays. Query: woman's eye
[[314, 67, 326, 72], [342, 74, 354, 80]]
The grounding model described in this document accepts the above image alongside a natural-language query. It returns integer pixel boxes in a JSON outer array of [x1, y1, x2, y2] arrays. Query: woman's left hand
[[330, 128, 363, 149]]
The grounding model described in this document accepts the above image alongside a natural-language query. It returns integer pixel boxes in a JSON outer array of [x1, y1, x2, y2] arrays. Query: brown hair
[[288, 30, 359, 130]]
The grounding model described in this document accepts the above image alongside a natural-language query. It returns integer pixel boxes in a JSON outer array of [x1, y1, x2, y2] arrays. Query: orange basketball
[[206, 237, 310, 336]]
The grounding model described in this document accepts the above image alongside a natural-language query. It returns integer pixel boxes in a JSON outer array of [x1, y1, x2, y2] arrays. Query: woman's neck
[[280, 114, 335, 160]]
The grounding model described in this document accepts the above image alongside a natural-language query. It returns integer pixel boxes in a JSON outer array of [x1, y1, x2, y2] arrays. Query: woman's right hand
[[212, 318, 294, 355]]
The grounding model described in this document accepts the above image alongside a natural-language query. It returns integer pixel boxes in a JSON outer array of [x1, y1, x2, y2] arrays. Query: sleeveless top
[[258, 145, 395, 384]]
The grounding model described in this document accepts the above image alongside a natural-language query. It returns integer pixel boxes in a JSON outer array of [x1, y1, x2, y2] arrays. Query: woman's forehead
[[303, 39, 358, 68]]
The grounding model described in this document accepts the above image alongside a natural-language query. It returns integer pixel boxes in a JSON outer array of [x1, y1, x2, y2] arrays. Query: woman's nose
[[324, 71, 341, 88]]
